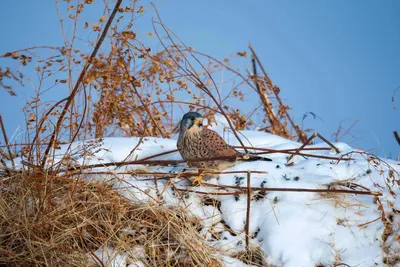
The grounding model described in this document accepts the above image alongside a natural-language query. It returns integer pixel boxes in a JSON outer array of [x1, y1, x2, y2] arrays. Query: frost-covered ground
[[17, 116, 400, 267]]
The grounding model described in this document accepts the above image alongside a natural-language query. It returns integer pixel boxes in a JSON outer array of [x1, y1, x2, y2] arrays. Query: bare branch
[[41, 0, 123, 168]]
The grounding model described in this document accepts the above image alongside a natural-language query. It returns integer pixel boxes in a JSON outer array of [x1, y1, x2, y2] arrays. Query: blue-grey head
[[179, 112, 204, 133]]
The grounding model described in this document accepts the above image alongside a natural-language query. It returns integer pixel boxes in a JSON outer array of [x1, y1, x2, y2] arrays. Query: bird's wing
[[202, 128, 273, 162], [202, 128, 239, 160]]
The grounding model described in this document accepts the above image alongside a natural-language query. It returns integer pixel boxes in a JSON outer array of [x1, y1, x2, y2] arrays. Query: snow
[[13, 115, 400, 266], [92, 246, 145, 267]]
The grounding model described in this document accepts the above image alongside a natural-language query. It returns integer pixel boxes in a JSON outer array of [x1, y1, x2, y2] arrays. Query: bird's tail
[[241, 154, 272, 162]]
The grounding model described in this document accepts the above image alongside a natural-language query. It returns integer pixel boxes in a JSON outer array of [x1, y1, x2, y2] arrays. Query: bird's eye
[[191, 117, 195, 121]]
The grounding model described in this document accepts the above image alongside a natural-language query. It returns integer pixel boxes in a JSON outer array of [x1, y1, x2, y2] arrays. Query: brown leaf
[[93, 23, 100, 32], [11, 53, 19, 59], [99, 16, 106, 23], [28, 113, 36, 122], [84, 22, 89, 29], [59, 79, 67, 84], [237, 51, 247, 57], [122, 31, 136, 40]]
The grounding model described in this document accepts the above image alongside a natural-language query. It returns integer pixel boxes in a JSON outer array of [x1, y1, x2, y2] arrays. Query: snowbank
[[16, 116, 400, 266]]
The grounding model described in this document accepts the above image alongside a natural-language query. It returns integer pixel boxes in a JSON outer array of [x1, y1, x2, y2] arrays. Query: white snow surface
[[18, 115, 400, 266]]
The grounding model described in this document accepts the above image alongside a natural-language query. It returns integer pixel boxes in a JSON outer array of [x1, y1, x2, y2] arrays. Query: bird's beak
[[194, 118, 203, 127]]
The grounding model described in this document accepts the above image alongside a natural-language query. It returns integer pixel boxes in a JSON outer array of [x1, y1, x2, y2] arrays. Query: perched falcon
[[177, 112, 271, 172]]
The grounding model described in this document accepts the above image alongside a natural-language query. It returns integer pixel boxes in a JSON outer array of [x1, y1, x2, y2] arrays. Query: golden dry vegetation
[[0, 1, 399, 266]]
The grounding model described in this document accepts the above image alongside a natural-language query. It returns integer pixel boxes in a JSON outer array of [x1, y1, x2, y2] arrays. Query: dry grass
[[0, 170, 222, 266]]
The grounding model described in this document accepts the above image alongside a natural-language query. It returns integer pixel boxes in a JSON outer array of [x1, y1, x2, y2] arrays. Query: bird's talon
[[192, 171, 205, 186]]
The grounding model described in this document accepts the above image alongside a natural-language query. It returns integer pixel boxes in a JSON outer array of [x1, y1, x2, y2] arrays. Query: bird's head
[[179, 112, 204, 133]]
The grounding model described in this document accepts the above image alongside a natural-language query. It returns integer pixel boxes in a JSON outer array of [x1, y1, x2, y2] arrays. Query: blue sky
[[1, 0, 399, 158]]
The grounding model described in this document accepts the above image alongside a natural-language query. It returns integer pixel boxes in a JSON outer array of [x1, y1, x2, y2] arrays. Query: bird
[[177, 112, 271, 182]]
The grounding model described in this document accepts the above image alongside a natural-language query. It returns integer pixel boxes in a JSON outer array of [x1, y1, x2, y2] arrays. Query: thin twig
[[249, 44, 307, 143], [200, 182, 381, 196], [316, 132, 340, 153], [0, 46, 61, 58], [29, 96, 69, 162], [394, 131, 400, 146], [287, 132, 340, 163], [0, 158, 11, 176], [89, 250, 106, 267], [357, 217, 380, 228], [51, 149, 353, 173], [333, 263, 351, 267], [41, 0, 123, 168], [249, 56, 287, 138], [245, 170, 251, 250], [124, 65, 166, 138], [73, 170, 269, 180], [151, 6, 249, 153], [56, 155, 244, 172], [120, 136, 145, 164], [174, 188, 239, 196], [0, 115, 15, 168], [175, 186, 381, 196], [135, 146, 333, 162]]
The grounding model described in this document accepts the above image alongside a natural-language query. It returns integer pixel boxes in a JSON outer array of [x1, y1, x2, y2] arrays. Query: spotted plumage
[[177, 112, 271, 171]]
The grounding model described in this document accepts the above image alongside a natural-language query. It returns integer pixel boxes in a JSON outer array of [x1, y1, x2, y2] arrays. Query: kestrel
[[177, 112, 271, 173]]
